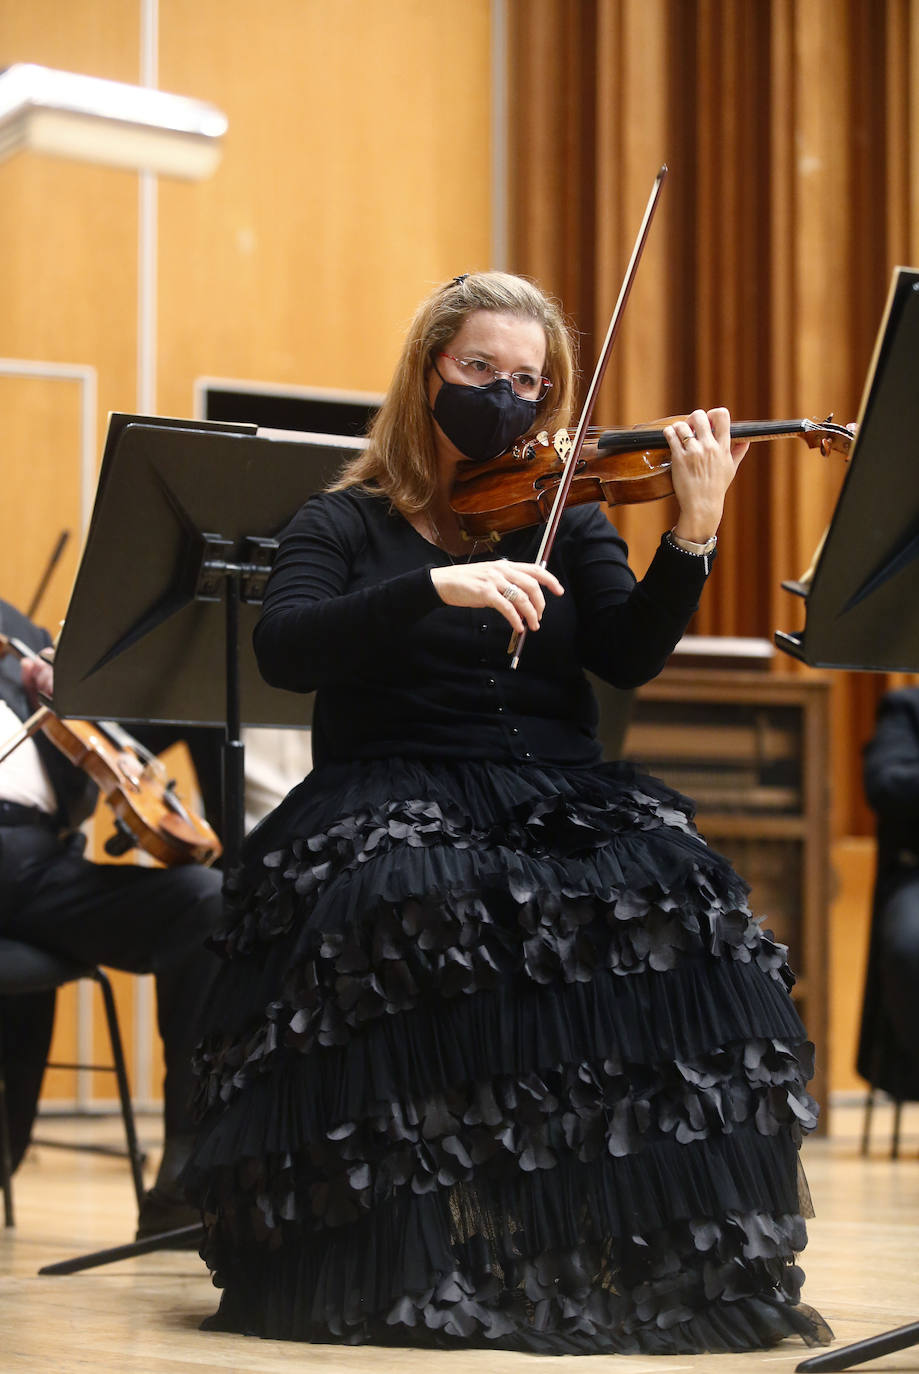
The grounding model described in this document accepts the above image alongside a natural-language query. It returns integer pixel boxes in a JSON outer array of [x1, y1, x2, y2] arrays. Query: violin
[[0, 632, 222, 868], [450, 415, 854, 540]]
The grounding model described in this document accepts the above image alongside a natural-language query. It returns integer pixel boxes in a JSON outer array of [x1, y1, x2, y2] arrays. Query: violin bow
[[0, 706, 52, 766], [26, 528, 70, 621], [509, 163, 668, 669]]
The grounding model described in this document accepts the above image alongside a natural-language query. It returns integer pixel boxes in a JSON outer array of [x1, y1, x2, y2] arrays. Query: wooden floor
[[1, 1104, 918, 1373]]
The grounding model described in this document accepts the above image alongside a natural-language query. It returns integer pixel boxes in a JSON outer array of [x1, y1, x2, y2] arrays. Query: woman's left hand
[[663, 408, 749, 543]]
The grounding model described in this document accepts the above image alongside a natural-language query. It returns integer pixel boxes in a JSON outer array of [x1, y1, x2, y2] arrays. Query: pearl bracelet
[[668, 529, 717, 555], [665, 528, 717, 574]]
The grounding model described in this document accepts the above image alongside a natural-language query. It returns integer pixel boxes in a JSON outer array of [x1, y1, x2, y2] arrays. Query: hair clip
[[450, 274, 469, 287]]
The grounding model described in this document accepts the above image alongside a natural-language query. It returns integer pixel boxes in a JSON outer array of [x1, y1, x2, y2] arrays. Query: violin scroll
[[797, 415, 855, 458]]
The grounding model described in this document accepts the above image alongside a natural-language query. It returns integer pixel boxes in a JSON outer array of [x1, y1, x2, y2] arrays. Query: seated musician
[[0, 596, 224, 1240], [859, 686, 919, 1096]]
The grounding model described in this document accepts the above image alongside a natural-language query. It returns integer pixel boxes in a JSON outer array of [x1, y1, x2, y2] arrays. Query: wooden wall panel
[[0, 376, 84, 626], [156, 0, 492, 415], [828, 837, 876, 1098]]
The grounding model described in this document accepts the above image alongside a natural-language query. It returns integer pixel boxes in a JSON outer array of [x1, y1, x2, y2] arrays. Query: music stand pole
[[217, 559, 247, 873], [797, 1321, 919, 1373]]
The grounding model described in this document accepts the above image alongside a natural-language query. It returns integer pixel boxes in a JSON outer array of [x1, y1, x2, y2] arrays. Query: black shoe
[[135, 1186, 203, 1248]]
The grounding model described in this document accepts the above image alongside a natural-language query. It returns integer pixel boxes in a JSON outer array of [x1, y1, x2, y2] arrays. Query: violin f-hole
[[534, 458, 586, 489]]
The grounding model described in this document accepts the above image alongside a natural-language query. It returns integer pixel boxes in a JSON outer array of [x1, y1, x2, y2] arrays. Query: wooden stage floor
[[1, 1103, 917, 1373]]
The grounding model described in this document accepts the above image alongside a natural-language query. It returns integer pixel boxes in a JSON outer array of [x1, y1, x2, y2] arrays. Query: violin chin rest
[[103, 821, 138, 858]]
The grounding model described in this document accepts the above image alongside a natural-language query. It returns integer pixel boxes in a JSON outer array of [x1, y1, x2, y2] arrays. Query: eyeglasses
[[438, 353, 552, 402]]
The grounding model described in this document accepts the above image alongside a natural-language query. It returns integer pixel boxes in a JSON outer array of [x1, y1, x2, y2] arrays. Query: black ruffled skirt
[[185, 757, 833, 1354]]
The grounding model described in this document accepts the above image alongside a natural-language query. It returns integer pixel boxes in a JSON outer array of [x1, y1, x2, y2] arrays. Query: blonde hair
[[328, 271, 578, 514]]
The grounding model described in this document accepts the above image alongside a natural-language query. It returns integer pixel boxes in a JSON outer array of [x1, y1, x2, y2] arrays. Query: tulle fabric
[[185, 757, 832, 1353]]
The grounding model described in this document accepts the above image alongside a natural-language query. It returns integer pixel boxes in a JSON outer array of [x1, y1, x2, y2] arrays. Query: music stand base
[[797, 1320, 919, 1372], [39, 1223, 204, 1275]]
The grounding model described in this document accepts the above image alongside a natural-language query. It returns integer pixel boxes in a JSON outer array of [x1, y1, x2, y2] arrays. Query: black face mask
[[431, 364, 540, 462]]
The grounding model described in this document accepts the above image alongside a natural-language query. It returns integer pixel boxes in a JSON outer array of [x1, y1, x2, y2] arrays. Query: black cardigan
[[254, 490, 714, 769]]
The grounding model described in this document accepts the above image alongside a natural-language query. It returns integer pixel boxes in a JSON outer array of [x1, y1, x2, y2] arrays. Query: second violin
[[0, 632, 221, 867]]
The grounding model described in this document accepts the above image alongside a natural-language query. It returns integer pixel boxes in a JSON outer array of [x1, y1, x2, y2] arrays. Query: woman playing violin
[[186, 271, 831, 1353]]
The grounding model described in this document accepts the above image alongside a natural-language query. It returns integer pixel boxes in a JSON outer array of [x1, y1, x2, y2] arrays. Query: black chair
[[0, 937, 145, 1227]]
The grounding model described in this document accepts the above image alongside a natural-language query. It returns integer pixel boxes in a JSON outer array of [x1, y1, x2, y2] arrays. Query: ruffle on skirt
[[186, 756, 833, 1353]]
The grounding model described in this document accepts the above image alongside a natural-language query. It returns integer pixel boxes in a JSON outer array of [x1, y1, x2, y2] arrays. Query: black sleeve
[[253, 493, 443, 693], [864, 691, 919, 825], [565, 512, 715, 689]]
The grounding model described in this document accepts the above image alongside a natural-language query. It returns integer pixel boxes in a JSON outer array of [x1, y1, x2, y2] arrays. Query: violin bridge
[[552, 429, 573, 462]]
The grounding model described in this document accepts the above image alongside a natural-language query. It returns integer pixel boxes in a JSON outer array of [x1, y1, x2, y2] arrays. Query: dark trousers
[[879, 870, 919, 1060], [0, 823, 224, 1173]]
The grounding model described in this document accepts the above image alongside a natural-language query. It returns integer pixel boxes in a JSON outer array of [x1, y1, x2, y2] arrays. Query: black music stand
[[777, 267, 919, 674], [37, 412, 355, 1275], [776, 268, 919, 1372]]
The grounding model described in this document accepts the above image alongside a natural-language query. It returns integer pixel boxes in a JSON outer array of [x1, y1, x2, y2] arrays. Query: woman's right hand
[[430, 558, 564, 633]]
